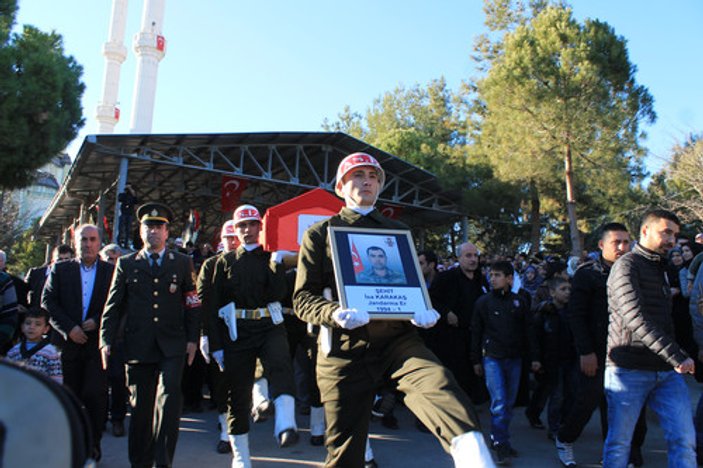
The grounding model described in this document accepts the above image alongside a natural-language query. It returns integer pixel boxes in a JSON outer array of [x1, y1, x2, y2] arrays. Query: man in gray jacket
[[603, 209, 696, 467]]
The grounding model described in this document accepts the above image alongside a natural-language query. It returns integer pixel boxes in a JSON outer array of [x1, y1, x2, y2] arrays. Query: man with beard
[[555, 223, 647, 467], [603, 210, 696, 467]]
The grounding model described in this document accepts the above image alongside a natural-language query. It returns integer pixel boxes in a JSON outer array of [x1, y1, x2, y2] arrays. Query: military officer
[[100, 202, 201, 468], [293, 152, 495, 467], [209, 204, 299, 468]]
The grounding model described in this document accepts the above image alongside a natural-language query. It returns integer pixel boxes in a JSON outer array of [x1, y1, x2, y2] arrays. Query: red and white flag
[[351, 242, 364, 275], [221, 176, 248, 213]]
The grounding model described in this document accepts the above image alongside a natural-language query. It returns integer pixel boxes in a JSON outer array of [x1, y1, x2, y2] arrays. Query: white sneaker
[[555, 438, 576, 467]]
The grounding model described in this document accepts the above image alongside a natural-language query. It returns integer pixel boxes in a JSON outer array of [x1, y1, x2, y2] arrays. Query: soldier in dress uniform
[[100, 202, 201, 468], [197, 219, 238, 454], [209, 204, 299, 468], [293, 152, 495, 468]]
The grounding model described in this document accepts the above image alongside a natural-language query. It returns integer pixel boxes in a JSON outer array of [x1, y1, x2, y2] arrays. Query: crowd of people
[[1, 152, 703, 468]]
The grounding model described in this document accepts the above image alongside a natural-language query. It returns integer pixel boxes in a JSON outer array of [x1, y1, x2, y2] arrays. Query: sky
[[15, 1, 703, 176]]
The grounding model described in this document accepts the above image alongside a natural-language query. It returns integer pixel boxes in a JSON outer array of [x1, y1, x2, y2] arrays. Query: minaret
[[96, 0, 128, 134], [129, 0, 166, 133]]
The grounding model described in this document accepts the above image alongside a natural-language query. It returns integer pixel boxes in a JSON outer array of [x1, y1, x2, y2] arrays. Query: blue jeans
[[483, 356, 522, 446], [604, 366, 696, 468], [695, 391, 703, 452]]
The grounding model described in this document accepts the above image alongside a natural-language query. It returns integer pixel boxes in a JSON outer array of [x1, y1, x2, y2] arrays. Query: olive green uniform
[[294, 208, 480, 467], [209, 245, 295, 434], [101, 249, 201, 468]]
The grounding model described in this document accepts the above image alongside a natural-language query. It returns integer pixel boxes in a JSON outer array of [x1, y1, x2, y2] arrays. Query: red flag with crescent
[[380, 204, 403, 220], [221, 176, 248, 212], [351, 242, 364, 274]]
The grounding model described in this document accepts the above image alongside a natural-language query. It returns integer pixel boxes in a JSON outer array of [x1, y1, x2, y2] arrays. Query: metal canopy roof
[[37, 131, 462, 242]]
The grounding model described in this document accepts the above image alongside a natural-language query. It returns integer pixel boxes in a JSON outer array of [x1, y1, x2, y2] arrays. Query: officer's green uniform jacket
[[209, 246, 286, 353], [293, 207, 416, 400], [100, 249, 201, 363]]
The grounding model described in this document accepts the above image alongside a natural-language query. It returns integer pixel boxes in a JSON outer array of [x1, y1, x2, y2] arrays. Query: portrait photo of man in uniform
[[353, 237, 406, 285]]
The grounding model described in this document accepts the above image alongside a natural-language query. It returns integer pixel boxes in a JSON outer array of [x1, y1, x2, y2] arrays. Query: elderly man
[[294, 152, 493, 467], [43, 224, 114, 461], [427, 242, 490, 404]]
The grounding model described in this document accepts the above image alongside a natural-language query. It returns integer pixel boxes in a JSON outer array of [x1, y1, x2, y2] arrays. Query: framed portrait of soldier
[[328, 226, 432, 319]]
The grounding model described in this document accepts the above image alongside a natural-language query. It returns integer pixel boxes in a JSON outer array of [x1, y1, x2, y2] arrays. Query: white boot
[[273, 394, 298, 437], [251, 378, 273, 422], [252, 378, 269, 408], [310, 406, 326, 437], [450, 431, 496, 468], [365, 437, 375, 463], [228, 434, 252, 468], [218, 413, 229, 442]]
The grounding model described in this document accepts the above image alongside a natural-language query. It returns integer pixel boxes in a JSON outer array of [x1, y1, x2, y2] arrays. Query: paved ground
[[99, 376, 701, 467]]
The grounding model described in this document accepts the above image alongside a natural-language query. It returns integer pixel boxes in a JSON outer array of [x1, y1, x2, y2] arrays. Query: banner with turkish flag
[[351, 242, 364, 275], [380, 204, 404, 219], [221, 176, 248, 213]]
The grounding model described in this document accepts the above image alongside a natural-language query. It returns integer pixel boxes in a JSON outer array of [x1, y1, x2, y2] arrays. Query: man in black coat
[[428, 242, 489, 404], [100, 203, 201, 468], [26, 244, 74, 309], [555, 222, 647, 467], [42, 225, 114, 461]]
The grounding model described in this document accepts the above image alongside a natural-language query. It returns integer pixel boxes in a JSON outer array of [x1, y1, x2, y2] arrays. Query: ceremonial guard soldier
[[100, 202, 201, 468], [209, 204, 299, 468], [293, 152, 495, 467]]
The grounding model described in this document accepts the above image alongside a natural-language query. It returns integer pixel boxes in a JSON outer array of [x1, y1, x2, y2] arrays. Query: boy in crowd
[[472, 261, 530, 465], [7, 308, 62, 383], [526, 276, 575, 440]]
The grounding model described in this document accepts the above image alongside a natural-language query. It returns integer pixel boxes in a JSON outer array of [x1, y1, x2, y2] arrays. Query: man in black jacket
[[428, 242, 489, 403], [43, 225, 114, 461], [555, 223, 647, 467], [603, 210, 696, 467]]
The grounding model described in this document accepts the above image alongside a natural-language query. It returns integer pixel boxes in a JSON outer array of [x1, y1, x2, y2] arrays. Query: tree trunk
[[564, 143, 581, 257], [529, 181, 541, 255]]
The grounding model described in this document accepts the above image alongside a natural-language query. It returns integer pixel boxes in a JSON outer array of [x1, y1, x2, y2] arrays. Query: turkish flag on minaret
[[221, 176, 248, 213]]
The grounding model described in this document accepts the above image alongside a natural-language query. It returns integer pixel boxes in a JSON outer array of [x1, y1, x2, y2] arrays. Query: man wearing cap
[[100, 202, 201, 468], [294, 152, 493, 467], [197, 219, 255, 454], [208, 204, 298, 467]]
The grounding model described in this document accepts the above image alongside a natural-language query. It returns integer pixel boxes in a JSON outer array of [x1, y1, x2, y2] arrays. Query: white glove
[[412, 308, 440, 329], [332, 308, 369, 330], [199, 335, 210, 364], [268, 301, 284, 324], [271, 251, 290, 264], [212, 350, 225, 372]]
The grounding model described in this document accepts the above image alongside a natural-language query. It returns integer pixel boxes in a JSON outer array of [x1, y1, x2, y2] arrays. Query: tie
[[150, 253, 160, 276]]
